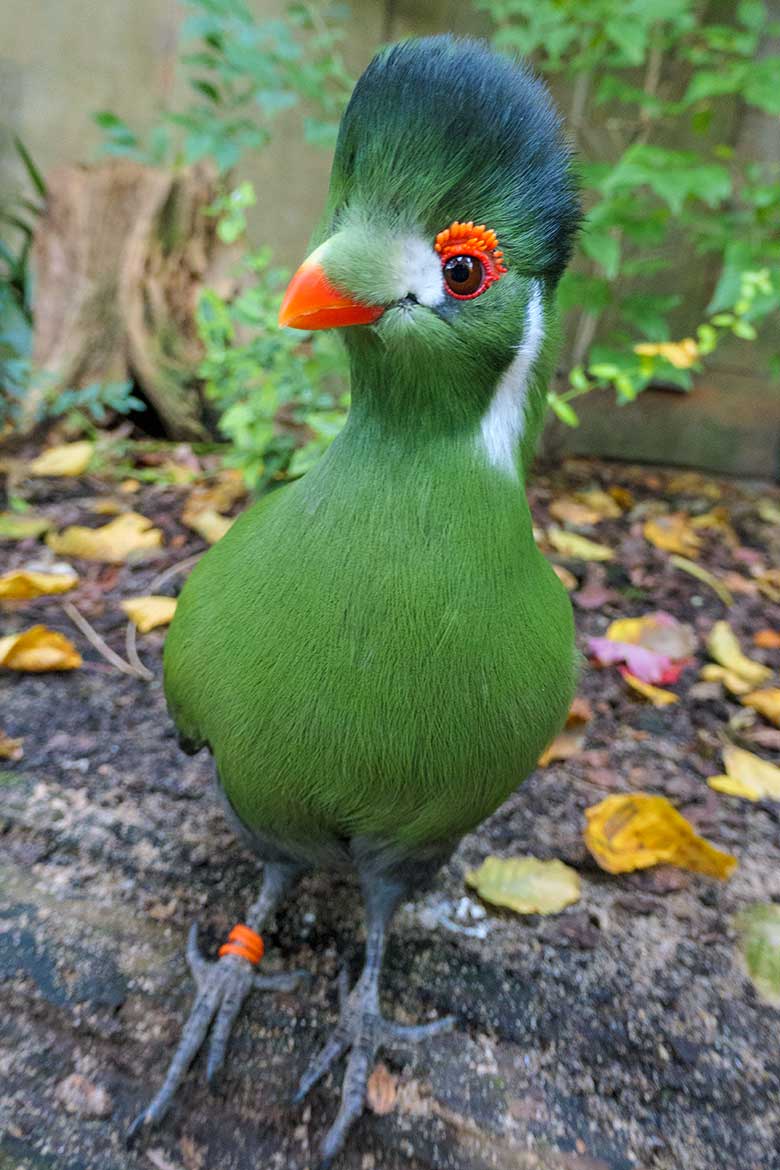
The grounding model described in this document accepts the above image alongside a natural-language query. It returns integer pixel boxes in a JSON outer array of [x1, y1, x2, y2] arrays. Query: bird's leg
[[128, 860, 305, 1142], [294, 872, 454, 1168]]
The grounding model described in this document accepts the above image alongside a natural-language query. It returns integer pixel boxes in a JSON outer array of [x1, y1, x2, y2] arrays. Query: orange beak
[[278, 255, 384, 331]]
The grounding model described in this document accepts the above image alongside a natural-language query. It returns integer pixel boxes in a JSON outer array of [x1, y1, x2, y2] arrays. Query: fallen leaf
[[552, 564, 578, 591], [575, 488, 623, 518], [91, 498, 126, 515], [634, 338, 699, 369], [757, 498, 780, 525], [120, 478, 141, 493], [584, 793, 737, 880], [643, 513, 702, 557], [699, 664, 755, 696], [606, 612, 696, 659], [0, 730, 23, 760], [608, 485, 634, 510], [0, 512, 51, 539], [689, 507, 738, 546], [621, 671, 678, 707], [670, 555, 734, 607], [466, 856, 581, 915], [538, 729, 586, 767], [757, 568, 780, 604], [741, 688, 780, 727], [572, 564, 617, 610], [366, 1062, 398, 1115], [186, 508, 234, 544], [707, 743, 780, 802], [55, 1072, 112, 1117], [589, 636, 672, 685], [121, 596, 177, 633], [706, 621, 772, 687], [666, 471, 721, 499], [0, 625, 82, 671], [47, 512, 163, 563], [738, 904, 780, 1007], [754, 629, 780, 650], [182, 469, 246, 526], [549, 496, 602, 526], [0, 565, 79, 600], [29, 441, 94, 477], [547, 527, 614, 561]]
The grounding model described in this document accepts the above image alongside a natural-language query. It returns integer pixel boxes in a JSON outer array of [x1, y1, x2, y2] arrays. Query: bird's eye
[[443, 255, 485, 298]]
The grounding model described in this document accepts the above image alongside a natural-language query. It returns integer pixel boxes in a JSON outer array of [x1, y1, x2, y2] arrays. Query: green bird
[[130, 35, 580, 1165]]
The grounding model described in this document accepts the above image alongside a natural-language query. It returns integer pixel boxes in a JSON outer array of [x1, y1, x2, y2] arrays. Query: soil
[[1, 455, 779, 1170]]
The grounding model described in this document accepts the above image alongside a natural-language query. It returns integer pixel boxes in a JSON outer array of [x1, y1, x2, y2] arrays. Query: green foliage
[[93, 0, 352, 172], [196, 236, 347, 488], [50, 380, 145, 429], [477, 0, 780, 421]]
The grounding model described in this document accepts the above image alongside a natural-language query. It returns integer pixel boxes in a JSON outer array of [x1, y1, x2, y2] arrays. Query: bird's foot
[[294, 968, 454, 1168], [127, 922, 307, 1143]]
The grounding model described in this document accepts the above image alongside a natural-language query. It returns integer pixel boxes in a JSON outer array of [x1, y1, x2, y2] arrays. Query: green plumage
[[164, 35, 580, 873]]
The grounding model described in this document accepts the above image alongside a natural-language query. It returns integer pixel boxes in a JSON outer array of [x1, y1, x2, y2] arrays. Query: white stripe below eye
[[478, 282, 545, 479]]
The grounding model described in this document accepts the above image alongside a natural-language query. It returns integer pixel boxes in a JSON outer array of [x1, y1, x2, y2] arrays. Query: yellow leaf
[[622, 672, 678, 707], [706, 620, 772, 687], [47, 512, 163, 564], [29, 441, 94, 477], [757, 498, 780, 525], [699, 663, 755, 696], [741, 688, 780, 727], [187, 508, 235, 544], [549, 496, 602, 526], [466, 856, 581, 915], [643, 513, 702, 557], [0, 730, 23, 760], [552, 564, 578, 591], [666, 471, 721, 499], [538, 729, 586, 767], [547, 527, 614, 561], [689, 506, 738, 546], [669, 555, 733, 607], [91, 498, 126, 516], [584, 793, 737, 880], [575, 488, 623, 518], [757, 569, 780, 604], [634, 338, 699, 369], [182, 469, 246, 527], [121, 596, 177, 633], [0, 625, 82, 672], [0, 512, 51, 539], [707, 744, 780, 802], [0, 566, 79, 601], [606, 613, 695, 658]]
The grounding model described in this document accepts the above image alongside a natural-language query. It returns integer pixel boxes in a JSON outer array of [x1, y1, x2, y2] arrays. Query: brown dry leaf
[[575, 488, 623, 518], [366, 1062, 398, 1115], [187, 508, 235, 544], [466, 856, 581, 915], [549, 496, 602, 526], [121, 596, 177, 633], [707, 744, 780, 802], [608, 485, 635, 510], [29, 441, 94, 477], [0, 625, 82, 672], [754, 629, 780, 650], [622, 672, 678, 707], [538, 729, 586, 767], [706, 621, 772, 687], [584, 793, 737, 879], [699, 663, 755, 696], [634, 338, 699, 369], [47, 512, 163, 563], [0, 512, 51, 539], [643, 513, 702, 558], [0, 730, 23, 760], [741, 689, 780, 727], [0, 565, 79, 601], [547, 527, 614, 562], [666, 471, 722, 500]]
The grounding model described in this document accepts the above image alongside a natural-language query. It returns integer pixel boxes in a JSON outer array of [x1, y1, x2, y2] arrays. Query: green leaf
[[581, 227, 621, 280], [13, 136, 46, 197], [738, 903, 780, 1006], [547, 394, 580, 428], [744, 57, 780, 114]]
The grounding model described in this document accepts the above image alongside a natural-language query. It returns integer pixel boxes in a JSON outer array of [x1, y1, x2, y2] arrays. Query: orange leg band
[[218, 923, 265, 966]]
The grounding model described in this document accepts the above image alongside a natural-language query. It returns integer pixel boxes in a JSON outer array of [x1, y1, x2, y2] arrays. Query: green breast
[[164, 429, 576, 858]]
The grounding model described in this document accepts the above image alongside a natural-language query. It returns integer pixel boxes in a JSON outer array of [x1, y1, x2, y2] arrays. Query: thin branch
[[63, 601, 153, 681]]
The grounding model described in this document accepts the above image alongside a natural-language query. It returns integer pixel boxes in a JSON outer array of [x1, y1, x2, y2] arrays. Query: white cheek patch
[[478, 282, 545, 479], [392, 236, 445, 307]]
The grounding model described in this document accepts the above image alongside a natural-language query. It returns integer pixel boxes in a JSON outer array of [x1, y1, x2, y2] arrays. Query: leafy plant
[[476, 0, 780, 422], [196, 229, 347, 488], [94, 0, 353, 172]]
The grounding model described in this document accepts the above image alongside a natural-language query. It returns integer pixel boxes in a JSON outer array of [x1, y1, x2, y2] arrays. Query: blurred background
[[1, 0, 779, 481]]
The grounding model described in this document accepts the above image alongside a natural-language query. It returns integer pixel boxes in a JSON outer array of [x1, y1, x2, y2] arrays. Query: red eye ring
[[435, 221, 507, 301], [442, 250, 504, 299]]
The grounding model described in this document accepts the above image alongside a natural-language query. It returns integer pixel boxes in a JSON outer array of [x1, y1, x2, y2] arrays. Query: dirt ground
[[1, 454, 779, 1170]]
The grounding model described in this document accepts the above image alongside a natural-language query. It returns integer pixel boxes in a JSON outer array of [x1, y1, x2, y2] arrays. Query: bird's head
[[279, 36, 580, 464]]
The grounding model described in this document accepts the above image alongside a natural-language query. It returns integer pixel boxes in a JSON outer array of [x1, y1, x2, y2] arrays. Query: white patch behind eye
[[393, 235, 444, 307], [478, 282, 545, 479]]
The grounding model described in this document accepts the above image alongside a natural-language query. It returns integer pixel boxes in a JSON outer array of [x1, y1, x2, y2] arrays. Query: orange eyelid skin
[[279, 256, 384, 330], [434, 221, 508, 273]]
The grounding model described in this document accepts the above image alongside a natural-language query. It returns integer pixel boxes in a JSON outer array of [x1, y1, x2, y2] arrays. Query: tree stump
[[28, 159, 237, 439]]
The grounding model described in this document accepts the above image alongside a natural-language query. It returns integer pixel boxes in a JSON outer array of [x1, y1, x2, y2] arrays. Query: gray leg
[[128, 861, 305, 1142], [294, 872, 454, 1168]]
